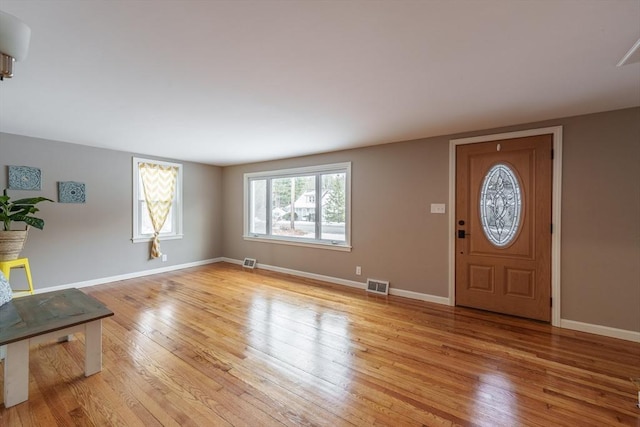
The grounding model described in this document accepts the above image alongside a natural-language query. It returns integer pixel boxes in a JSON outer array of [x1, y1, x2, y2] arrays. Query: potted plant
[[0, 189, 53, 261]]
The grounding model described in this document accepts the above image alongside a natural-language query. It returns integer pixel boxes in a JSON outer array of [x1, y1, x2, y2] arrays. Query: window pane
[[271, 176, 315, 239], [321, 173, 346, 241], [250, 179, 267, 234], [132, 157, 183, 242], [141, 201, 173, 235], [244, 163, 351, 249]]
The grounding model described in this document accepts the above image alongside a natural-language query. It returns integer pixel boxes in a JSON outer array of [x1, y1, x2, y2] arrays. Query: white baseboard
[[226, 258, 640, 343], [222, 257, 366, 290], [389, 288, 450, 305], [33, 258, 224, 294], [31, 257, 639, 343], [560, 319, 640, 343], [222, 257, 450, 304]]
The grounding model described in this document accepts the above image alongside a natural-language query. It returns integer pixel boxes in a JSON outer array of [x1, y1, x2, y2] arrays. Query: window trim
[[132, 157, 184, 243], [243, 162, 352, 251]]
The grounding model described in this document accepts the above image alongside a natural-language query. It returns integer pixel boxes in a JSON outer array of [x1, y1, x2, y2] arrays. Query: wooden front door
[[455, 135, 553, 321]]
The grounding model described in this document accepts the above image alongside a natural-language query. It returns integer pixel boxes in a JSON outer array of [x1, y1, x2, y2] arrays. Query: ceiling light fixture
[[0, 10, 31, 80]]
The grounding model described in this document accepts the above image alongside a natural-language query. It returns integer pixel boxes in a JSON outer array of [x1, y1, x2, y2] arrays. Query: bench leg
[[84, 320, 102, 376], [4, 339, 29, 407]]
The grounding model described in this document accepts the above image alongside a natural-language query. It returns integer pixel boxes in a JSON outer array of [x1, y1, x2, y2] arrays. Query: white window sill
[[243, 235, 352, 252], [132, 234, 184, 243]]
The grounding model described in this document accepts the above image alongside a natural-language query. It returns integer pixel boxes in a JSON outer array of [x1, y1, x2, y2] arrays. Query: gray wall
[[2, 108, 638, 333], [1, 133, 223, 289], [222, 107, 640, 332]]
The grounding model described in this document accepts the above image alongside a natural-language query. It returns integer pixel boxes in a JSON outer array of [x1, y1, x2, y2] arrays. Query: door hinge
[[551, 149, 554, 160], [550, 223, 553, 234], [550, 297, 553, 307]]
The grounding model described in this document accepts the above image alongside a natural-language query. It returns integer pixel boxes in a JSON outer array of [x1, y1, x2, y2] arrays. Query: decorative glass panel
[[479, 163, 522, 247]]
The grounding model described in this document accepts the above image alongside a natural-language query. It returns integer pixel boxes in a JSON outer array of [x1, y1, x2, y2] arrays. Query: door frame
[[448, 126, 563, 326]]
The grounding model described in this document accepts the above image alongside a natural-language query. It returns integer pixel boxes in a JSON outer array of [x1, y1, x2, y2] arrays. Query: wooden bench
[[0, 288, 114, 407]]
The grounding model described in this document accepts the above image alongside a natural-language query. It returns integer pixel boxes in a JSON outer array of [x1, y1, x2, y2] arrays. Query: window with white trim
[[132, 157, 183, 243], [244, 162, 351, 250]]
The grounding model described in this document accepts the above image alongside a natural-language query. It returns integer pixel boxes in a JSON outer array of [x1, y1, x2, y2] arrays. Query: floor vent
[[242, 258, 257, 269], [366, 279, 389, 295]]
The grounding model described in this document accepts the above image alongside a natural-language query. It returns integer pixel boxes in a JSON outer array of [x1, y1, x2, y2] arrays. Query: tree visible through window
[[245, 163, 351, 249]]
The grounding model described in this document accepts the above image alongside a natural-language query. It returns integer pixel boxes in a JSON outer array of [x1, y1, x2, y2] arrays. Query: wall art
[[58, 181, 86, 203], [8, 165, 41, 190]]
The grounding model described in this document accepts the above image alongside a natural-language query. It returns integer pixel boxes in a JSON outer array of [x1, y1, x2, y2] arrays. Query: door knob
[[458, 230, 467, 239]]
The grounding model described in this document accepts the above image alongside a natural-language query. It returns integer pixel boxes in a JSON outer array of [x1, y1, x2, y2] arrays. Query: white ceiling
[[1, 1, 639, 166]]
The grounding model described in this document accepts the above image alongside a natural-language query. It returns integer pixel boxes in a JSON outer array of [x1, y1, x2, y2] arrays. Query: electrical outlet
[[161, 254, 167, 262], [356, 266, 361, 275]]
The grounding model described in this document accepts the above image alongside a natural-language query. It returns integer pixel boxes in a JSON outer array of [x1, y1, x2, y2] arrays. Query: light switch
[[430, 203, 446, 214]]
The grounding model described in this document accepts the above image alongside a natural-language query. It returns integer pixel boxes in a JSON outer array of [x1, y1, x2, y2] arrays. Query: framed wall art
[[8, 165, 42, 190], [58, 181, 86, 203]]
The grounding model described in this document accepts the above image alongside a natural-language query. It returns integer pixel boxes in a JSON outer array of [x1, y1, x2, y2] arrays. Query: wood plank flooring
[[1, 262, 639, 426]]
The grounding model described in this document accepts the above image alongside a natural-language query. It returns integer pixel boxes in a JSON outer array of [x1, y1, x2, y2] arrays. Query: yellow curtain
[[139, 163, 178, 259]]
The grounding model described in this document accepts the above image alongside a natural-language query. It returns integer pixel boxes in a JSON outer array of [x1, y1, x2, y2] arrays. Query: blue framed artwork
[[58, 181, 86, 203], [8, 165, 41, 190]]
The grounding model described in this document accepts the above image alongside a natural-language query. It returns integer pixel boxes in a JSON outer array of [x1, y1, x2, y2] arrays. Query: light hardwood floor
[[1, 262, 639, 426]]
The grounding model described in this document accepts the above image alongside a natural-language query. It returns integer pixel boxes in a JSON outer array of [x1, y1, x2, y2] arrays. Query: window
[[244, 162, 351, 250], [479, 163, 522, 247], [132, 157, 183, 243]]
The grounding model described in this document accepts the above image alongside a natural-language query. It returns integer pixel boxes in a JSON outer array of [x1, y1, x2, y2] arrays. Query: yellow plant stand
[[0, 258, 34, 297]]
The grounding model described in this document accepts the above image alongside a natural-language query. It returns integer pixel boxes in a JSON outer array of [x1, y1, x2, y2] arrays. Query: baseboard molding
[[222, 257, 449, 304], [226, 258, 640, 342], [222, 257, 366, 290], [31, 257, 639, 343], [33, 258, 224, 294], [560, 319, 640, 343], [389, 288, 450, 305]]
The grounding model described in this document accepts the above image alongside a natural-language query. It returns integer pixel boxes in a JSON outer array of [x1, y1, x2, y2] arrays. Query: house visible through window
[[132, 157, 183, 243], [244, 162, 351, 250]]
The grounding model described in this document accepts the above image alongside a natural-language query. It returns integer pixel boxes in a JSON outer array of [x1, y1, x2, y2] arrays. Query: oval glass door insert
[[479, 163, 523, 247]]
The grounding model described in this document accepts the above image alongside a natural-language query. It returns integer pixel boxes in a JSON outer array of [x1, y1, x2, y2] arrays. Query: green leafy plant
[[0, 189, 53, 231]]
